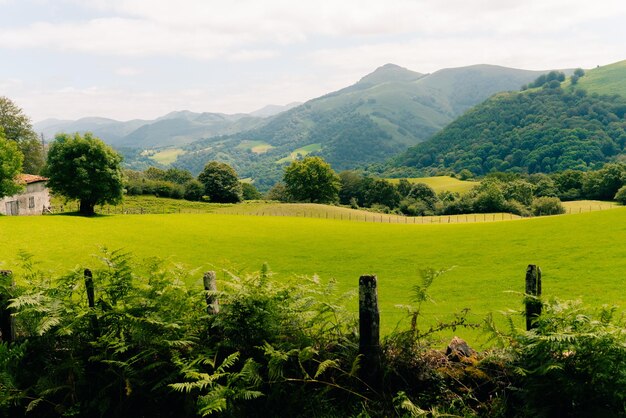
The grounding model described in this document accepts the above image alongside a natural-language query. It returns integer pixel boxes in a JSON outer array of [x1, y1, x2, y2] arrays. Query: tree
[[0, 127, 23, 199], [0, 96, 45, 174], [197, 161, 242, 203], [241, 182, 262, 200], [180, 179, 202, 201], [615, 186, 626, 205], [44, 132, 123, 216], [283, 157, 340, 203], [408, 183, 439, 211]]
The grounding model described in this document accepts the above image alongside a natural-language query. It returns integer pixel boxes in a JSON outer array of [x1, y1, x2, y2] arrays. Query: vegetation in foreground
[[2, 252, 626, 417]]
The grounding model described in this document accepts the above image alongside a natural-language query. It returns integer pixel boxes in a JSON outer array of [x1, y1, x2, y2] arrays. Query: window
[[29, 196, 35, 209]]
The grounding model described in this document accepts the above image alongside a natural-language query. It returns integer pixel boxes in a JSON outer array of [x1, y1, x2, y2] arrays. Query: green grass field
[[236, 140, 274, 154], [276, 143, 323, 163], [386, 176, 479, 194], [2, 207, 626, 345], [564, 60, 626, 97], [148, 148, 186, 165]]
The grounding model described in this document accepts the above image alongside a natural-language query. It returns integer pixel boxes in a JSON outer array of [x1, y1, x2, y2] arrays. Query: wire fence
[[49, 202, 618, 223]]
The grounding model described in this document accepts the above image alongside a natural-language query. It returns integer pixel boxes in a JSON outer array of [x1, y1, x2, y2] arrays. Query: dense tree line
[[391, 82, 626, 176], [274, 158, 626, 216], [124, 163, 261, 203]]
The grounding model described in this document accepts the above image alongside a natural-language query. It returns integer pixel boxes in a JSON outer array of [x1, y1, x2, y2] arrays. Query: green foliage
[[283, 156, 340, 203], [393, 86, 626, 175], [615, 185, 626, 204], [264, 182, 289, 202], [531, 197, 566, 216], [183, 179, 204, 201], [487, 299, 626, 417], [44, 132, 124, 216], [0, 96, 44, 174], [241, 182, 262, 200], [124, 169, 186, 199], [0, 127, 23, 199], [4, 250, 205, 417], [581, 162, 626, 200], [198, 161, 243, 203]]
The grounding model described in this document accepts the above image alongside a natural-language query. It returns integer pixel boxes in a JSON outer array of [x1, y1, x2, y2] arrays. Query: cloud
[[114, 66, 142, 76], [227, 49, 280, 62], [3, 0, 623, 61]]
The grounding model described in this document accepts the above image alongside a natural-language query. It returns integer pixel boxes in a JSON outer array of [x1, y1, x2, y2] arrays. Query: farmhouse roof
[[18, 174, 49, 184]]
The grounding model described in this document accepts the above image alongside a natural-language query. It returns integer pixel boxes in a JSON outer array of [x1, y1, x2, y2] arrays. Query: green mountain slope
[[565, 60, 626, 97], [389, 80, 626, 175], [173, 64, 551, 187]]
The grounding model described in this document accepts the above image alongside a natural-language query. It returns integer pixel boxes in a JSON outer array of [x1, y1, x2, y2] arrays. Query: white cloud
[[227, 49, 280, 62], [308, 35, 626, 76], [3, 0, 624, 60], [114, 66, 142, 76]]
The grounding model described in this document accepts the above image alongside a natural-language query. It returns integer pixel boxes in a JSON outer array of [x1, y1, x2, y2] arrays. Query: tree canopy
[[44, 132, 123, 216], [0, 96, 45, 174], [392, 86, 626, 176], [283, 156, 340, 203], [197, 161, 243, 203], [0, 127, 24, 199]]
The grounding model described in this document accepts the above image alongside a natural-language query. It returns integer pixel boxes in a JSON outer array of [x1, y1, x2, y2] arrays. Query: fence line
[[48, 203, 615, 223]]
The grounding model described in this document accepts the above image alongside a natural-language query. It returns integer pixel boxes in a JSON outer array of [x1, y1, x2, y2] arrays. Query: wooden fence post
[[359, 274, 381, 392], [203, 271, 219, 315], [84, 269, 100, 337], [525, 265, 542, 331], [0, 270, 15, 343]]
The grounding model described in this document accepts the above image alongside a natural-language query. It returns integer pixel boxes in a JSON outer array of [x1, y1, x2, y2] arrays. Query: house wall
[[0, 182, 50, 216]]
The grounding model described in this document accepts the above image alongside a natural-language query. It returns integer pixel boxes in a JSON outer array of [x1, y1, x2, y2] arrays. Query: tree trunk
[[79, 200, 96, 216]]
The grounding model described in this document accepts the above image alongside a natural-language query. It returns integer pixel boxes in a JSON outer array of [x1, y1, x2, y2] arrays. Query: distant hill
[[388, 67, 626, 175], [34, 107, 294, 148], [172, 63, 554, 187]]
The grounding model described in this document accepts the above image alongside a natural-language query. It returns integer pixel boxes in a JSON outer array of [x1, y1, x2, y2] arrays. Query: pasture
[[2, 206, 626, 344], [386, 175, 479, 194]]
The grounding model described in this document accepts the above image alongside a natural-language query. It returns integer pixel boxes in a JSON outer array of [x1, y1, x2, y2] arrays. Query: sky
[[1, 0, 625, 122]]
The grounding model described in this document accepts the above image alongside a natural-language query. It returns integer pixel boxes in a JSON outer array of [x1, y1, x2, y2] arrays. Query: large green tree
[[0, 127, 23, 199], [197, 161, 243, 203], [44, 132, 123, 216], [0, 96, 45, 174], [283, 157, 340, 203]]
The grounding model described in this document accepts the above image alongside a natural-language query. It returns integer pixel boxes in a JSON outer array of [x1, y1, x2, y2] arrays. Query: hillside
[[389, 75, 626, 175], [565, 60, 626, 97], [172, 63, 552, 187], [33, 105, 297, 148]]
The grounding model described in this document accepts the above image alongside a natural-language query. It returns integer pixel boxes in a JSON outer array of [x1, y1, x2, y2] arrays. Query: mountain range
[[35, 63, 573, 188]]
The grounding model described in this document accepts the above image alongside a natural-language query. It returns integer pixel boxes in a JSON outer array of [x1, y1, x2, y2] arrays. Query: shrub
[[488, 300, 626, 417], [531, 196, 565, 216]]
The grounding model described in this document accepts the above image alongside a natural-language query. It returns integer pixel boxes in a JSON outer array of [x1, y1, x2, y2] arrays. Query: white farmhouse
[[0, 174, 51, 216]]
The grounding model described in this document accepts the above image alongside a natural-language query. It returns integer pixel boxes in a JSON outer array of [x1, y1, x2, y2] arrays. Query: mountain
[[387, 65, 626, 176], [250, 102, 302, 118], [172, 63, 556, 188], [33, 106, 295, 147]]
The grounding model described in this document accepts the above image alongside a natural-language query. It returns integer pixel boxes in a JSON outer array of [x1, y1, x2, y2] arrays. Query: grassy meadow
[[386, 175, 479, 194], [2, 206, 626, 344]]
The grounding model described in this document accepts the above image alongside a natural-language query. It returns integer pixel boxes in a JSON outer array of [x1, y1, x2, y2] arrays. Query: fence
[[48, 202, 616, 224], [0, 264, 544, 391]]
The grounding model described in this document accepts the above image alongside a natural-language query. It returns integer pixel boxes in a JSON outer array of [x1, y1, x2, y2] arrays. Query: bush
[[183, 179, 204, 201], [489, 300, 626, 417], [531, 196, 565, 216]]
